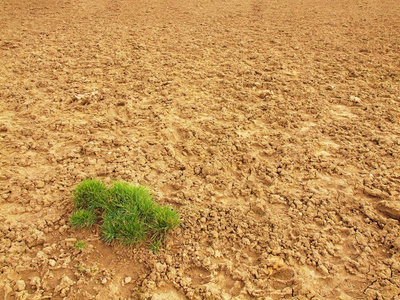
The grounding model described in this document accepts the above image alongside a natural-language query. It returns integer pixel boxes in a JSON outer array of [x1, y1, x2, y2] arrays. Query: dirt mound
[[1, 0, 400, 298]]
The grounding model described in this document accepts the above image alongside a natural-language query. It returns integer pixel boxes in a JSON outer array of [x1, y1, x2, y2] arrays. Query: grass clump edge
[[70, 209, 96, 228], [69, 179, 180, 251]]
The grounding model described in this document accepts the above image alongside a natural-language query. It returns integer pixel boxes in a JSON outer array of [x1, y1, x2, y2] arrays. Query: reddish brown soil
[[1, 0, 400, 299]]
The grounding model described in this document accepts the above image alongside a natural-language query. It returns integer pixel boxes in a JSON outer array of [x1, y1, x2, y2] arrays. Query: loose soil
[[1, 0, 400, 299]]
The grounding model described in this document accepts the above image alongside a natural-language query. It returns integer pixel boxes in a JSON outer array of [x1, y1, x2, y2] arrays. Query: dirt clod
[[15, 280, 25, 292], [376, 201, 400, 220]]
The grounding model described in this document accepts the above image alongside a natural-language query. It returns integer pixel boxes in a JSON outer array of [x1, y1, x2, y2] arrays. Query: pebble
[[59, 225, 68, 233], [101, 277, 108, 285], [15, 280, 26, 291], [4, 283, 12, 296], [393, 237, 400, 250], [36, 251, 47, 260], [49, 259, 56, 267], [376, 200, 400, 220], [167, 268, 177, 280], [364, 187, 384, 198], [155, 262, 167, 273], [60, 276, 74, 287], [214, 250, 222, 258], [349, 95, 361, 104], [165, 255, 173, 265], [15, 266, 26, 272], [318, 264, 329, 275], [30, 277, 41, 289], [36, 181, 45, 188], [242, 238, 250, 245], [124, 277, 132, 284], [203, 257, 211, 267]]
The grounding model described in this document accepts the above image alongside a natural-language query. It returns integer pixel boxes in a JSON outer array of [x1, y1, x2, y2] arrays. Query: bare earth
[[1, 0, 400, 298]]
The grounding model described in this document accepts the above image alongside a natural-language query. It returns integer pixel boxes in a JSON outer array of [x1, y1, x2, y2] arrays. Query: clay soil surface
[[1, 0, 400, 298]]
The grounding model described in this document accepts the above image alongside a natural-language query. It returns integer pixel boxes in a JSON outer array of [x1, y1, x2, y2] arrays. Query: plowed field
[[1, 0, 400, 298]]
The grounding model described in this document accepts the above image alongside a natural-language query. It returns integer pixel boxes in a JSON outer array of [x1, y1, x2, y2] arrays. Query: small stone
[[36, 251, 47, 260], [101, 277, 108, 285], [30, 277, 41, 289], [264, 255, 285, 268], [124, 277, 132, 284], [392, 261, 400, 272], [242, 238, 250, 245], [318, 264, 329, 275], [60, 276, 74, 287], [376, 200, 400, 220], [314, 217, 325, 226], [203, 257, 211, 267], [364, 187, 384, 198], [271, 267, 294, 280], [257, 90, 273, 98], [4, 283, 12, 297], [167, 268, 177, 280], [36, 181, 45, 188], [49, 259, 56, 267], [15, 266, 26, 272], [249, 289, 265, 297], [349, 95, 361, 104], [214, 250, 222, 258], [270, 195, 284, 204], [393, 237, 400, 250], [155, 262, 167, 273], [179, 277, 192, 286], [146, 280, 156, 290], [165, 255, 173, 265], [15, 280, 26, 292], [59, 225, 68, 233], [364, 246, 372, 254]]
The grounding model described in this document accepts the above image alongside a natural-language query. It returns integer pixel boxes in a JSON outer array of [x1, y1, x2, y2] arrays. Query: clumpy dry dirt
[[0, 0, 400, 298]]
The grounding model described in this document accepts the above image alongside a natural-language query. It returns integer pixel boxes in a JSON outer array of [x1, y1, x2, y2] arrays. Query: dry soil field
[[1, 0, 400, 299]]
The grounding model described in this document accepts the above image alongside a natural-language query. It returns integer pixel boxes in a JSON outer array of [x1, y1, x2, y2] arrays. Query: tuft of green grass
[[101, 207, 147, 246], [74, 240, 87, 250], [151, 206, 181, 237], [72, 179, 108, 210], [149, 237, 162, 253], [70, 209, 96, 228], [107, 182, 155, 219], [69, 179, 180, 250]]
